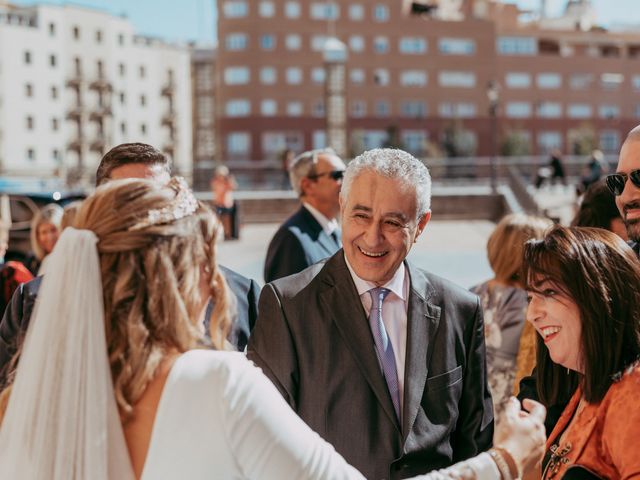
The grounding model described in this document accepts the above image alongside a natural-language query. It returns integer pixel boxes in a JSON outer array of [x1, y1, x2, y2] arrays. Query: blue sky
[[8, 1, 640, 44]]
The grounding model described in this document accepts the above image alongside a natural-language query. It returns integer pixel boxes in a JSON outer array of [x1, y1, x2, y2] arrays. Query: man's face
[[615, 139, 640, 242], [340, 171, 430, 285], [303, 154, 346, 219], [109, 163, 170, 183]]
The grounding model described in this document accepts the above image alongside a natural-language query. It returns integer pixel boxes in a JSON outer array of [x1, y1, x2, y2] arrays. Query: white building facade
[[0, 3, 192, 183]]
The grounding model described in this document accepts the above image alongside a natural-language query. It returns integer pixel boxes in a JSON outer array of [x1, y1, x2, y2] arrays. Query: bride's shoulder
[[172, 349, 260, 388]]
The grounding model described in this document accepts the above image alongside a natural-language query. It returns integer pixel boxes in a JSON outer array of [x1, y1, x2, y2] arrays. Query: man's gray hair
[[340, 148, 432, 219], [288, 147, 337, 196]]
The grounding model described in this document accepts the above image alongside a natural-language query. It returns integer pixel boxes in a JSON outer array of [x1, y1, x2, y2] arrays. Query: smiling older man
[[248, 148, 493, 480]]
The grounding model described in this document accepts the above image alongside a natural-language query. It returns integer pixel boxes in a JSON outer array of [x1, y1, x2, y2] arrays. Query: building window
[[118, 33, 125, 45], [259, 1, 275, 17], [401, 101, 427, 118], [313, 130, 327, 149], [399, 37, 427, 54], [634, 104, 640, 119], [95, 30, 102, 43], [73, 26, 80, 39], [537, 102, 562, 118], [261, 99, 277, 116], [25, 83, 33, 97], [27, 148, 35, 161], [26, 116, 34, 130], [374, 69, 389, 86], [120, 92, 126, 104], [260, 34, 276, 50], [362, 130, 388, 149], [227, 132, 251, 155], [570, 73, 593, 90], [52, 149, 60, 161], [567, 104, 592, 119], [49, 54, 56, 67], [505, 72, 531, 89], [140, 95, 146, 107], [350, 69, 365, 85], [139, 65, 146, 78], [351, 100, 367, 118], [119, 63, 125, 76], [537, 73, 562, 89], [48, 22, 55, 36], [262, 131, 304, 155], [224, 67, 250, 85], [226, 99, 251, 117], [285, 34, 301, 50], [140, 124, 147, 135], [24, 51, 32, 64], [349, 35, 365, 52], [312, 99, 325, 117], [286, 67, 302, 84], [600, 130, 620, 152], [439, 38, 475, 55], [225, 33, 248, 51], [497, 36, 537, 55], [310, 2, 339, 20], [287, 101, 303, 116], [375, 101, 390, 117], [373, 36, 389, 54], [438, 71, 476, 88], [373, 4, 389, 22], [223, 1, 248, 18], [538, 131, 562, 153], [402, 130, 428, 155], [51, 86, 58, 99], [285, 1, 300, 18], [349, 4, 364, 20], [311, 35, 327, 51], [311, 67, 325, 84], [599, 104, 620, 119], [52, 118, 59, 131], [400, 70, 427, 87], [601, 73, 624, 91], [439, 102, 477, 118], [633, 75, 640, 91], [505, 102, 532, 118], [120, 122, 127, 134], [260, 67, 277, 84]]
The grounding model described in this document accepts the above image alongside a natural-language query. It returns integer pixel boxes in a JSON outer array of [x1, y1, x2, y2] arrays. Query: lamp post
[[486, 80, 500, 194], [323, 37, 348, 159]]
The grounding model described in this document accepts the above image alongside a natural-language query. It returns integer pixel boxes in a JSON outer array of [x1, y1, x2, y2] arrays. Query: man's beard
[[624, 201, 640, 242]]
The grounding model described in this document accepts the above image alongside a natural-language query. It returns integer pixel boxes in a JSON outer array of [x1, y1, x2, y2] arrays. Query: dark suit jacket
[[263, 206, 341, 283], [248, 252, 494, 480], [0, 265, 260, 386]]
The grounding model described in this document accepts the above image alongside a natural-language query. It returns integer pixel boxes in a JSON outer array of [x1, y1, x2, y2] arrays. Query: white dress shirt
[[302, 202, 339, 237], [345, 255, 409, 415]]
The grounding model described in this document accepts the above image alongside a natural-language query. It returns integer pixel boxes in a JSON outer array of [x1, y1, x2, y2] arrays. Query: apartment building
[[0, 3, 192, 182], [216, 0, 640, 161]]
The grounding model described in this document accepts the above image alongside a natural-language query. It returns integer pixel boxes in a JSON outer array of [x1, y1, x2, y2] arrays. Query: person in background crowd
[[577, 149, 606, 196], [210, 165, 238, 240], [25, 204, 63, 276], [471, 213, 552, 421], [524, 226, 640, 479], [264, 147, 345, 282], [535, 150, 566, 189], [0, 225, 32, 319], [571, 179, 628, 241]]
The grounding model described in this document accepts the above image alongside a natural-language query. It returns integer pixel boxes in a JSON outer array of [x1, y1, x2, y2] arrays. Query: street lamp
[[486, 80, 500, 193]]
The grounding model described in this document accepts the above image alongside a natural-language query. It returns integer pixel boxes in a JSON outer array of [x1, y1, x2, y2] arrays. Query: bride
[[0, 178, 545, 479]]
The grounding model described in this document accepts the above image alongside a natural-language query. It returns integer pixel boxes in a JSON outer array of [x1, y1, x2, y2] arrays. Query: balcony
[[66, 73, 83, 89], [89, 106, 112, 121], [89, 76, 113, 92], [67, 138, 83, 152], [66, 105, 84, 121], [161, 81, 175, 97], [89, 136, 106, 153]]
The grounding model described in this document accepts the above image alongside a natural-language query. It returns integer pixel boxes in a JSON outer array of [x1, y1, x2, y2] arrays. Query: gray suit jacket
[[263, 206, 341, 283], [248, 252, 494, 480]]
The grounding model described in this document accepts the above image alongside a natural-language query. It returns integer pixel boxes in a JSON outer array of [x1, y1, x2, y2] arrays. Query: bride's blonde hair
[[75, 177, 232, 419]]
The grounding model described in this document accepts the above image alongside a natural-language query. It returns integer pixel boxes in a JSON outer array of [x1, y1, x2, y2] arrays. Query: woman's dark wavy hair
[[522, 226, 640, 405]]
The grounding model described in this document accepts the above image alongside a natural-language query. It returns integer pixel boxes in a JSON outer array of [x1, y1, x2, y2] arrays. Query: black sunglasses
[[605, 170, 640, 196], [308, 170, 344, 181]]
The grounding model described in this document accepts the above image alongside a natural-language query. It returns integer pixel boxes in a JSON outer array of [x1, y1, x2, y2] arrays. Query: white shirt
[[344, 255, 409, 416], [302, 202, 339, 237]]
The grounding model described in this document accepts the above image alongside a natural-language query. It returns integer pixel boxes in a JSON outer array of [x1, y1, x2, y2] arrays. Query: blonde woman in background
[[471, 213, 552, 420], [26, 203, 63, 275], [0, 178, 546, 480]]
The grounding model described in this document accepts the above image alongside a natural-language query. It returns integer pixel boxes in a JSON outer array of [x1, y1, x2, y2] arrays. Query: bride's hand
[[494, 397, 547, 475]]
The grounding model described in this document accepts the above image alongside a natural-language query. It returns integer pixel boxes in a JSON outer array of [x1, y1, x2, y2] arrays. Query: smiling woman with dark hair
[[523, 226, 640, 479]]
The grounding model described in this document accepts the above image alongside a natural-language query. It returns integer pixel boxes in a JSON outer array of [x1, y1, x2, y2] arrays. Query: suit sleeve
[[452, 296, 494, 461], [0, 284, 26, 387], [264, 230, 309, 283], [246, 284, 300, 409]]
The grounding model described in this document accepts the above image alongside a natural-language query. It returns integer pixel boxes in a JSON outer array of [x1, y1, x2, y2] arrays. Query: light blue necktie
[[369, 287, 401, 421]]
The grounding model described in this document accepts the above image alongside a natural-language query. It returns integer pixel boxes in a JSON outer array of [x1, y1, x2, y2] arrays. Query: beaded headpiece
[[128, 176, 198, 231]]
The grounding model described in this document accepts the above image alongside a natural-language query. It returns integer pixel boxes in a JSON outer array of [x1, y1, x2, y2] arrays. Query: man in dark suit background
[[0, 143, 260, 385], [263, 148, 345, 282], [249, 148, 493, 480]]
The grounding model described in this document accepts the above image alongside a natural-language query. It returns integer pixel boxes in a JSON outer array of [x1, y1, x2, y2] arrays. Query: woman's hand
[[494, 397, 547, 475]]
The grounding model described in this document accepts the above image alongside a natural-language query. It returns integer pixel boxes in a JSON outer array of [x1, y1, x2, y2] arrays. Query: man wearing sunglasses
[[264, 148, 346, 282], [606, 126, 640, 254]]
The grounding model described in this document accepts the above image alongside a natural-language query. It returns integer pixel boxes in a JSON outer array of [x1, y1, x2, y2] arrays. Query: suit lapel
[[403, 264, 440, 440], [319, 254, 401, 432], [300, 207, 340, 256]]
